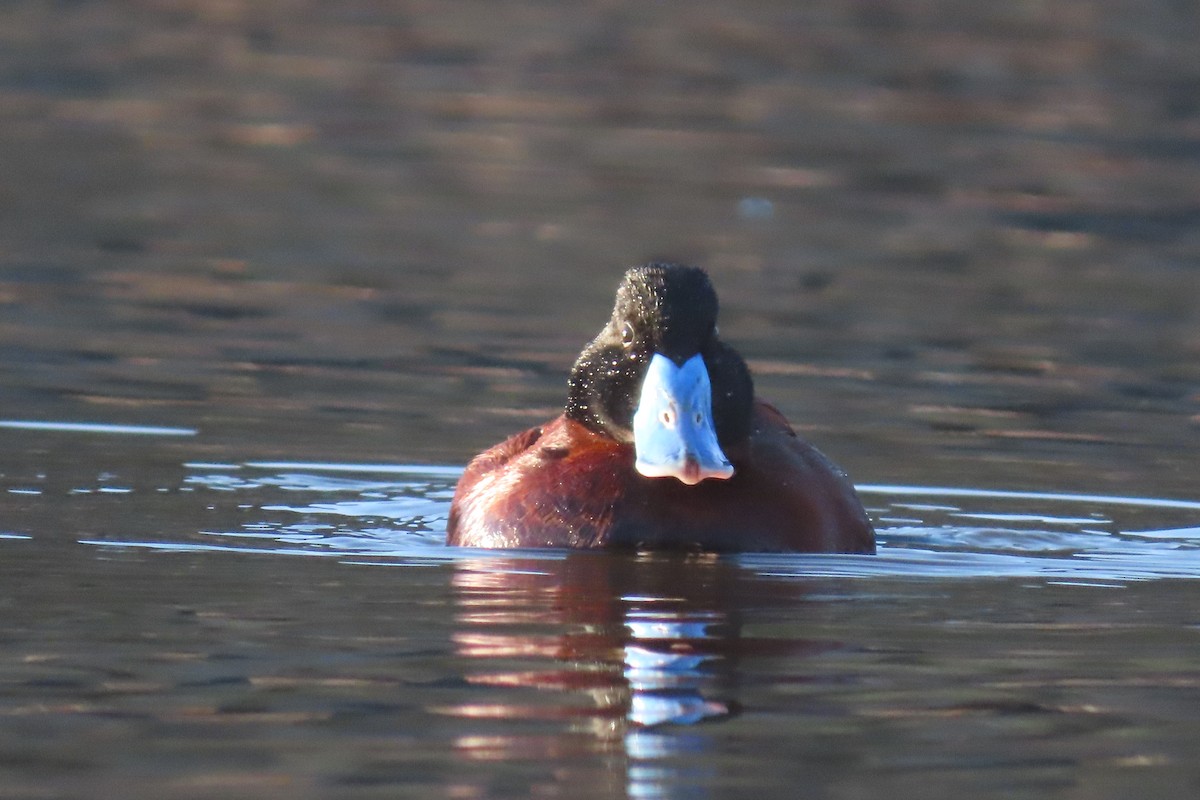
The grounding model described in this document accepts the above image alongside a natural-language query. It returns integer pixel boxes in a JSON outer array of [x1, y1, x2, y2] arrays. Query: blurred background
[[2, 0, 1198, 495]]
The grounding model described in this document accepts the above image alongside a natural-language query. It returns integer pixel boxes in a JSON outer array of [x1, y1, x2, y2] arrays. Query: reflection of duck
[[445, 555, 837, 726], [448, 263, 875, 552], [441, 554, 842, 796]]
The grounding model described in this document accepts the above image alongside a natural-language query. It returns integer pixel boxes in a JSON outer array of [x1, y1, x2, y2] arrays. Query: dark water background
[[3, 1, 1200, 797]]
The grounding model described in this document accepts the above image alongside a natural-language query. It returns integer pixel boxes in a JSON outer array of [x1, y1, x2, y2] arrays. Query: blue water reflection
[[441, 553, 842, 799], [8, 457, 1200, 799], [64, 462, 1200, 584]]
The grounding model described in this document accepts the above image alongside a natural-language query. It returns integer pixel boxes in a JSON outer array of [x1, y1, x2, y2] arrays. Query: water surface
[[5, 450, 1200, 798], [3, 0, 1200, 797]]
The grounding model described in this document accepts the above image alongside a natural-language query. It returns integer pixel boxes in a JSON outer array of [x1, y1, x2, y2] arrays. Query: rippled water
[[5, 0, 1200, 796], [5, 429, 1200, 798], [12, 419, 1195, 583], [42, 454, 1200, 584]]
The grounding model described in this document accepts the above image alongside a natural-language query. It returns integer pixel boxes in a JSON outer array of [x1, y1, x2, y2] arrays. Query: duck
[[446, 262, 875, 553]]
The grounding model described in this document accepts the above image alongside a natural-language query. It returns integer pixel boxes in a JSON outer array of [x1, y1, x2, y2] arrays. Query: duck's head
[[566, 263, 754, 485]]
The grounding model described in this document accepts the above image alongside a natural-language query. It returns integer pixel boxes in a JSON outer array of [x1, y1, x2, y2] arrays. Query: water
[[4, 0, 1200, 796], [5, 447, 1200, 796], [16, 453, 1200, 584]]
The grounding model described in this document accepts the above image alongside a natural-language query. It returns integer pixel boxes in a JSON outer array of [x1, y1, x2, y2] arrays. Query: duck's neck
[[565, 340, 755, 450]]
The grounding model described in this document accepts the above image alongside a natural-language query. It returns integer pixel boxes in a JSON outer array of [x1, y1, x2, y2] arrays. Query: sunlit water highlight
[[63, 461, 1200, 584], [0, 420, 198, 436]]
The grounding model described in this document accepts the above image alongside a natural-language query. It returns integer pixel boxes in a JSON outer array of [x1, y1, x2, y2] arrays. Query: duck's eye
[[620, 322, 636, 347]]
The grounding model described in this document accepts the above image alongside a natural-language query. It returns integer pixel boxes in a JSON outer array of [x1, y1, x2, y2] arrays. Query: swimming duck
[[447, 263, 875, 553]]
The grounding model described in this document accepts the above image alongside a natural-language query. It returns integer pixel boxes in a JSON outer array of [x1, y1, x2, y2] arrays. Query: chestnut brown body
[[448, 401, 874, 553]]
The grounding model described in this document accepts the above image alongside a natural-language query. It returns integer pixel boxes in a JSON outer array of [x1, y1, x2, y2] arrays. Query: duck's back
[[446, 417, 628, 549]]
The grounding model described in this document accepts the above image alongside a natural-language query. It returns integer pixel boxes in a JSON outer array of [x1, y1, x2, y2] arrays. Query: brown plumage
[[446, 263, 875, 553], [448, 401, 874, 552]]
